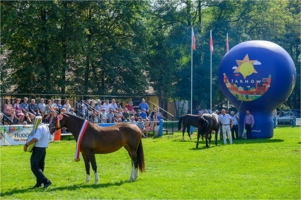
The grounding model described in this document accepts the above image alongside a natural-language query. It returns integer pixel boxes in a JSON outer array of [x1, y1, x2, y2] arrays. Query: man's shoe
[[31, 183, 42, 188], [43, 182, 52, 189]]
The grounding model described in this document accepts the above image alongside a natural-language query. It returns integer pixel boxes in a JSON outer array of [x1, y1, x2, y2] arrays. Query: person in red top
[[125, 101, 135, 115]]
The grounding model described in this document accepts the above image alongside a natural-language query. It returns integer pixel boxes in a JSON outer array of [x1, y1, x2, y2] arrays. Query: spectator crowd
[[2, 97, 162, 137]]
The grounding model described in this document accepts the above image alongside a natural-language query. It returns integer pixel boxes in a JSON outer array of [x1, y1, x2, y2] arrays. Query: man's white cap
[[216, 110, 219, 112], [33, 116, 42, 131], [230, 111, 235, 114]]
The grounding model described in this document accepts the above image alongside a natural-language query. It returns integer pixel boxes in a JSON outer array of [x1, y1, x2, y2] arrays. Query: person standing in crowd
[[38, 98, 47, 120], [21, 97, 35, 123], [226, 109, 230, 114], [14, 98, 24, 124], [111, 99, 118, 111], [244, 110, 254, 140], [125, 101, 136, 115], [107, 108, 115, 123], [102, 99, 111, 113], [230, 111, 239, 139], [29, 99, 41, 117], [272, 109, 278, 127], [23, 118, 52, 189], [63, 99, 71, 113], [135, 98, 150, 115], [149, 108, 158, 131], [219, 109, 233, 145]]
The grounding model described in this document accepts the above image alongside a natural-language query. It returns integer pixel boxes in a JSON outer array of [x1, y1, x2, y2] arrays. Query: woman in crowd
[[4, 99, 18, 124], [144, 119, 151, 138], [14, 98, 24, 124], [116, 101, 123, 110], [46, 100, 56, 123], [63, 99, 71, 113], [57, 99, 63, 111], [149, 108, 158, 130]]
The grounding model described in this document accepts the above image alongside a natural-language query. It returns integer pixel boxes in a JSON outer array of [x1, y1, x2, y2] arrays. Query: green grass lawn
[[1, 127, 300, 199]]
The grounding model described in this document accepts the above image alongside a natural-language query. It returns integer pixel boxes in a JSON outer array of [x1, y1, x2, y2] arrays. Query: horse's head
[[49, 110, 67, 134]]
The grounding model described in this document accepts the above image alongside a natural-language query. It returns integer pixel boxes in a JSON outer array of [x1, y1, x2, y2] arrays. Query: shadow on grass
[[1, 180, 128, 197]]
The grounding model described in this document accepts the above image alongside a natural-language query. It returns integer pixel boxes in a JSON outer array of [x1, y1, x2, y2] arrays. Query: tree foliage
[[1, 0, 300, 109]]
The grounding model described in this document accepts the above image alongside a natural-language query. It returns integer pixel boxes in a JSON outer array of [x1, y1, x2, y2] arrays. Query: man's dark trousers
[[231, 125, 238, 139], [245, 124, 252, 139], [220, 124, 223, 140], [31, 147, 51, 185]]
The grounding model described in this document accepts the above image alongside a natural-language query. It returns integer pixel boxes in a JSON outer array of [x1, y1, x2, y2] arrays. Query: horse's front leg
[[205, 131, 209, 148], [209, 131, 212, 146], [215, 129, 218, 146], [87, 151, 99, 184], [82, 153, 90, 183], [188, 126, 192, 141]]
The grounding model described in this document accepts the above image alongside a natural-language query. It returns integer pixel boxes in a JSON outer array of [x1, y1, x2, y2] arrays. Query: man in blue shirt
[[136, 99, 150, 114], [140, 109, 147, 119], [157, 112, 163, 121]]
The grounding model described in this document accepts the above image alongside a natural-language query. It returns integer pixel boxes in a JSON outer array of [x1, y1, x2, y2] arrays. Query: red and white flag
[[192, 27, 196, 50], [226, 33, 229, 53], [210, 30, 213, 54]]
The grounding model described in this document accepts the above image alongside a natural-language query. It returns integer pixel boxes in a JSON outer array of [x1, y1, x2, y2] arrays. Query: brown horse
[[49, 113, 145, 184]]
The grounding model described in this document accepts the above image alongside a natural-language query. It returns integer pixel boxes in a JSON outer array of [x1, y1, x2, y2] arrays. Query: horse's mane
[[64, 113, 86, 122]]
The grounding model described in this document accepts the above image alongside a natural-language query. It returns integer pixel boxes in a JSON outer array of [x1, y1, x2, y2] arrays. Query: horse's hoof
[[94, 180, 98, 184], [85, 180, 90, 183], [189, 137, 192, 141]]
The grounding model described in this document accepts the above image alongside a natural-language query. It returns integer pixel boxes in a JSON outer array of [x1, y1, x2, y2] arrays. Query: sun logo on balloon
[[234, 54, 258, 79]]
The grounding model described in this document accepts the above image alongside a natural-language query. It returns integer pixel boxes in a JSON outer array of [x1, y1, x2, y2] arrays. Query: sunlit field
[[1, 126, 300, 199]]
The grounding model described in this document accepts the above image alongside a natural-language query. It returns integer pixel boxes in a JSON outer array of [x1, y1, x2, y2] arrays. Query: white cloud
[[232, 66, 237, 69], [253, 61, 261, 65]]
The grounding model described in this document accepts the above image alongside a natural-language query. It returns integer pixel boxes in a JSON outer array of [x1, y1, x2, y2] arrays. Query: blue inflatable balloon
[[218, 40, 296, 138]]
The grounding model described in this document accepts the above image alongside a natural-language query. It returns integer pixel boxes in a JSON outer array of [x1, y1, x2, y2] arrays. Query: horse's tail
[[137, 139, 145, 173], [178, 116, 183, 131]]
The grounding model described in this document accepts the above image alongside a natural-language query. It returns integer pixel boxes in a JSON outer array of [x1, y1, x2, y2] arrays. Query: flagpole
[[191, 28, 193, 115], [210, 30, 212, 112]]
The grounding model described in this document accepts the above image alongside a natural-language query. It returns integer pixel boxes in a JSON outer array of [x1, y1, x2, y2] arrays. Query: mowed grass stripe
[[1, 126, 300, 199]]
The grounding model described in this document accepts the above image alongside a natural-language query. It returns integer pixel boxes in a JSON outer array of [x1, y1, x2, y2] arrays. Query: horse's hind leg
[[82, 152, 90, 183], [205, 131, 209, 147], [215, 129, 218, 146], [187, 126, 192, 141], [87, 151, 99, 184], [182, 125, 186, 140], [124, 145, 138, 182]]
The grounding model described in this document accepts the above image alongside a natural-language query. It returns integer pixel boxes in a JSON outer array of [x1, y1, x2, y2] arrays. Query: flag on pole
[[192, 27, 196, 50], [226, 33, 229, 53], [210, 31, 213, 53]]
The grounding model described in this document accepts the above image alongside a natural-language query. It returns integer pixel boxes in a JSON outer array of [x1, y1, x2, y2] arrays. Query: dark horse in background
[[49, 113, 145, 183], [178, 114, 201, 141], [196, 113, 220, 148]]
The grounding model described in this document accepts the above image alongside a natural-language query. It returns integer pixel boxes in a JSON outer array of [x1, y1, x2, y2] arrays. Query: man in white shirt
[[230, 111, 240, 139], [51, 99, 58, 112], [110, 99, 118, 111], [217, 110, 224, 140], [102, 99, 112, 113], [23, 121, 52, 189], [219, 109, 233, 145]]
